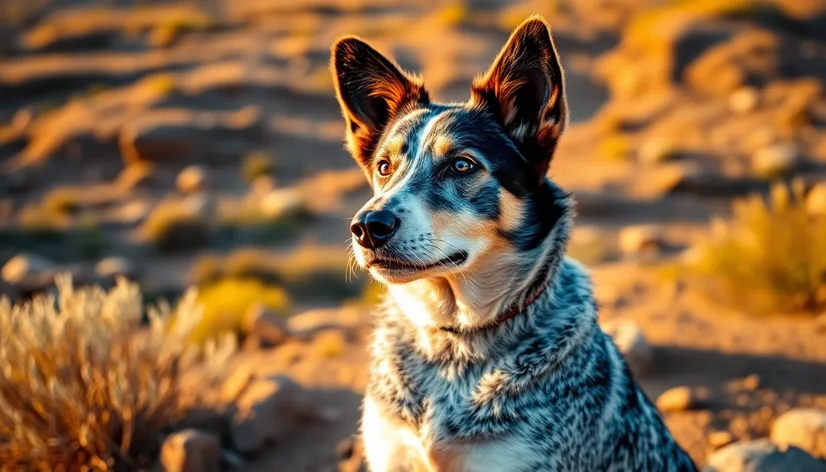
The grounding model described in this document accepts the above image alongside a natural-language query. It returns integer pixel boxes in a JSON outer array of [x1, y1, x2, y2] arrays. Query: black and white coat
[[363, 255, 697, 471]]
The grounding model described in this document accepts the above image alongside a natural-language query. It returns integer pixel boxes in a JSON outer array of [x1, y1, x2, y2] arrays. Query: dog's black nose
[[350, 210, 399, 249]]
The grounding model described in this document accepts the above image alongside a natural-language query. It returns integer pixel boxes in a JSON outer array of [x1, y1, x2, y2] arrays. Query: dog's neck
[[384, 196, 574, 361]]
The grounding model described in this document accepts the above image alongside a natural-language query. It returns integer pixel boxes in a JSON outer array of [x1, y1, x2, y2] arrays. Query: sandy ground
[[2, 0, 826, 470]]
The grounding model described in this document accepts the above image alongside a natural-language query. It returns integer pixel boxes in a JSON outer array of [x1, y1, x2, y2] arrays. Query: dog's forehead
[[380, 106, 508, 160]]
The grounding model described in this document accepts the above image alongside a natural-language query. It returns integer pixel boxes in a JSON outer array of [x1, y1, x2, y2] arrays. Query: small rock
[[159, 429, 221, 472], [95, 257, 138, 280], [729, 87, 760, 114], [742, 374, 761, 392], [241, 302, 290, 348], [176, 165, 208, 194], [704, 439, 826, 472], [752, 143, 801, 179], [311, 329, 347, 358], [601, 319, 653, 377], [656, 386, 695, 413], [637, 137, 676, 165], [770, 409, 826, 460], [708, 431, 734, 449], [1, 253, 57, 284], [231, 375, 303, 453], [618, 225, 667, 258], [259, 188, 309, 219], [806, 183, 826, 215]]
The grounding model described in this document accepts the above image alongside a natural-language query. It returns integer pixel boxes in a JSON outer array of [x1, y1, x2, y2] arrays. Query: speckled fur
[[331, 15, 697, 471]]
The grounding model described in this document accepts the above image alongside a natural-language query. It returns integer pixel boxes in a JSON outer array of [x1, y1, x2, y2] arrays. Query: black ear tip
[[512, 15, 551, 41], [331, 35, 369, 63]]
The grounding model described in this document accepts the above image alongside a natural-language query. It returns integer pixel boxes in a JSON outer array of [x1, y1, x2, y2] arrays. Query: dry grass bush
[[0, 276, 235, 471], [689, 180, 826, 314]]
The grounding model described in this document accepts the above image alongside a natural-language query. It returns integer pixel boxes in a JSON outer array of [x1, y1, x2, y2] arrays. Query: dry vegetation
[[0, 276, 234, 471], [689, 181, 826, 314]]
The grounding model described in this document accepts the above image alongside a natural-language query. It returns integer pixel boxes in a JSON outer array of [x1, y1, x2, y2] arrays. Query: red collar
[[440, 277, 551, 333], [494, 277, 552, 324]]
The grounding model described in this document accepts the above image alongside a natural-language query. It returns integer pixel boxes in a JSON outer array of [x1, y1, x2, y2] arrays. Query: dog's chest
[[364, 352, 540, 471]]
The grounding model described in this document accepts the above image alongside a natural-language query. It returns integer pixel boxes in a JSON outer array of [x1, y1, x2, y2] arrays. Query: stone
[[95, 257, 138, 280], [288, 306, 367, 337], [1, 253, 57, 284], [806, 184, 826, 216], [770, 409, 826, 460], [230, 375, 303, 453], [601, 319, 653, 377], [703, 439, 826, 472], [751, 143, 801, 179], [656, 386, 695, 413], [708, 431, 735, 449], [176, 165, 208, 194], [729, 87, 760, 114], [638, 137, 676, 165], [241, 302, 290, 347], [159, 429, 221, 472], [259, 188, 309, 220], [618, 225, 667, 257]]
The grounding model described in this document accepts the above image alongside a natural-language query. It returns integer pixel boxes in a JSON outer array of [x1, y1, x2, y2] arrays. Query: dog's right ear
[[331, 37, 429, 169]]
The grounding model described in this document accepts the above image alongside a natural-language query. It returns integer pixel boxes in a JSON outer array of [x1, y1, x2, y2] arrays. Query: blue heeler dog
[[330, 15, 698, 472]]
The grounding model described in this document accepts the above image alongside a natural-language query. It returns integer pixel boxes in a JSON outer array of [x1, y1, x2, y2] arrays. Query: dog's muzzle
[[350, 209, 399, 249]]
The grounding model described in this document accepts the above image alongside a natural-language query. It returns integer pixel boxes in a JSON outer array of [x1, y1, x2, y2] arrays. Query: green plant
[[241, 151, 276, 183], [689, 180, 826, 313], [0, 276, 234, 470], [191, 277, 290, 344]]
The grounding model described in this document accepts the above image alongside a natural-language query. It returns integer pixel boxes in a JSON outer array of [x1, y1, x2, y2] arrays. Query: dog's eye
[[449, 157, 476, 174], [377, 160, 392, 177]]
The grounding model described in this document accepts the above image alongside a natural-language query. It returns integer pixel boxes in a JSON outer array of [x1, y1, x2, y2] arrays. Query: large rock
[[704, 439, 826, 472], [159, 429, 221, 472], [770, 409, 826, 460], [601, 319, 653, 377], [656, 386, 696, 413], [119, 107, 264, 164], [230, 375, 304, 454], [241, 303, 291, 349]]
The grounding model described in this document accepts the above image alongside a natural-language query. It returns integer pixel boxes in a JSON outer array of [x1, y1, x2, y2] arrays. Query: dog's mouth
[[367, 251, 468, 274]]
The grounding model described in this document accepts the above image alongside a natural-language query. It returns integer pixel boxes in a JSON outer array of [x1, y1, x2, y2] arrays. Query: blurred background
[[1, 0, 826, 471]]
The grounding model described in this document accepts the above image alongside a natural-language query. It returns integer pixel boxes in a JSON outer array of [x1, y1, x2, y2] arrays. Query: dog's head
[[331, 16, 571, 321]]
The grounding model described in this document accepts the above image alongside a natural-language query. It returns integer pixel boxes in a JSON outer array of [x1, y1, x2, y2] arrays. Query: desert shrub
[[137, 198, 210, 252], [242, 151, 277, 183], [0, 276, 234, 471], [689, 180, 826, 313], [191, 277, 290, 344]]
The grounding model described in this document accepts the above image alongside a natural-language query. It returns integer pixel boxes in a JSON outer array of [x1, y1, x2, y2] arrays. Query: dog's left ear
[[331, 36, 430, 170], [471, 16, 567, 181]]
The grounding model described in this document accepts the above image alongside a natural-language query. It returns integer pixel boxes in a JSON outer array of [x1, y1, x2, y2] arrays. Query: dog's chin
[[364, 251, 469, 284]]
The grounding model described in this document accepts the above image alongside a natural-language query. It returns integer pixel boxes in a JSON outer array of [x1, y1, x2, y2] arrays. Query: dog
[[330, 15, 698, 472]]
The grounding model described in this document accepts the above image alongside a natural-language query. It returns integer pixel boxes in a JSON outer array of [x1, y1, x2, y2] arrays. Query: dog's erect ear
[[471, 16, 567, 180], [331, 36, 429, 169]]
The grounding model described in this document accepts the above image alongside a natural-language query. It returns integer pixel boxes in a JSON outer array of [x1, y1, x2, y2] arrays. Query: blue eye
[[449, 157, 475, 174]]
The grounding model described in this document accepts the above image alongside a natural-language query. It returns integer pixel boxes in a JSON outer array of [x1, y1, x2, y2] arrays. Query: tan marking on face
[[383, 135, 406, 158], [499, 190, 524, 233], [432, 134, 454, 157]]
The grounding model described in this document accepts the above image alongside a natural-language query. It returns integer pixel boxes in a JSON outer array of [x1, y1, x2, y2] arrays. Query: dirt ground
[[2, 0, 826, 470]]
